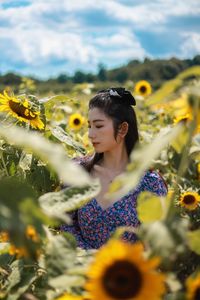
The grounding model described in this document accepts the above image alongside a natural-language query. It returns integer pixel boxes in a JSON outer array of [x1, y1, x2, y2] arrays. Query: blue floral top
[[61, 158, 167, 249]]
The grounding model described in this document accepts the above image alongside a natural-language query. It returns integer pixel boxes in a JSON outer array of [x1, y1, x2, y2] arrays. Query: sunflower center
[[183, 195, 195, 205], [140, 86, 147, 94], [102, 260, 142, 299], [194, 287, 200, 300], [9, 100, 37, 120], [180, 117, 189, 123], [73, 118, 81, 125]]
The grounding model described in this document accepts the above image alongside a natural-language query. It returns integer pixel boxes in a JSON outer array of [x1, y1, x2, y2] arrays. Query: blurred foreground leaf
[[107, 124, 182, 200], [147, 78, 182, 105], [137, 191, 169, 223], [0, 125, 91, 186], [187, 229, 200, 255], [39, 179, 100, 220], [5, 259, 37, 300], [0, 177, 53, 257], [49, 125, 85, 155], [170, 126, 189, 153]]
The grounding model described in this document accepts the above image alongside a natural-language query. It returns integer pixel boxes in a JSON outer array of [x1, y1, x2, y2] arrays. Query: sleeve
[[60, 211, 92, 249], [141, 170, 168, 196]]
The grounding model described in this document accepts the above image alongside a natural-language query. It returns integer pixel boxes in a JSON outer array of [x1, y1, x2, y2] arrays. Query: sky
[[0, 0, 200, 79]]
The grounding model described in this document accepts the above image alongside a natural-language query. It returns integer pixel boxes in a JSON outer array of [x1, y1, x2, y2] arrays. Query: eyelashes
[[88, 125, 103, 129]]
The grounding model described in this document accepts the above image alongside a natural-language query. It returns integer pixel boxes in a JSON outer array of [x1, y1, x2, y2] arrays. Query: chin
[[95, 149, 103, 153]]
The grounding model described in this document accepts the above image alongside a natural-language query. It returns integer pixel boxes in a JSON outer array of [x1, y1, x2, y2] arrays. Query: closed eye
[[88, 124, 103, 129]]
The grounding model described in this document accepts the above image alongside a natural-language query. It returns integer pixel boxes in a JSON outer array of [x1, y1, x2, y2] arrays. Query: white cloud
[[180, 32, 200, 57], [95, 30, 147, 60], [102, 0, 200, 29], [0, 0, 199, 77], [0, 26, 98, 65]]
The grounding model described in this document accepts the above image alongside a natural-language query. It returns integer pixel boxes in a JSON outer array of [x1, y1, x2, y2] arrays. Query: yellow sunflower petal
[[179, 191, 200, 211], [85, 240, 166, 300], [134, 80, 152, 97], [186, 273, 200, 300], [0, 90, 45, 130], [68, 113, 84, 131]]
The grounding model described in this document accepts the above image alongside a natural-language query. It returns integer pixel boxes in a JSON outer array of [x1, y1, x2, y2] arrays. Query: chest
[[90, 170, 118, 209]]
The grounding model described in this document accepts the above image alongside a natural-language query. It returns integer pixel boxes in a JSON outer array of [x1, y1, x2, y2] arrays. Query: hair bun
[[98, 87, 136, 106]]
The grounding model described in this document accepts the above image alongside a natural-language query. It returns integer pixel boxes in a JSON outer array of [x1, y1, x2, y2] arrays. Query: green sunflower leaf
[[187, 229, 200, 255], [137, 191, 169, 223], [0, 125, 91, 186], [39, 179, 100, 219]]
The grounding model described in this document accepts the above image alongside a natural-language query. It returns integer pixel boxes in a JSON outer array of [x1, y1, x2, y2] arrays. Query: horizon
[[0, 0, 200, 80], [0, 54, 199, 81]]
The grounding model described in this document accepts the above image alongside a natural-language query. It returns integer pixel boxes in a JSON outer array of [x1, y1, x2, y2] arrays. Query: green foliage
[[187, 230, 200, 255], [0, 177, 46, 243], [49, 125, 86, 155], [39, 180, 100, 220], [0, 125, 91, 186]]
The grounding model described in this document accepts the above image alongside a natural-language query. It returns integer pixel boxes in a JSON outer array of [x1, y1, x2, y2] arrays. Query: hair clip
[[109, 89, 122, 98], [97, 87, 136, 106]]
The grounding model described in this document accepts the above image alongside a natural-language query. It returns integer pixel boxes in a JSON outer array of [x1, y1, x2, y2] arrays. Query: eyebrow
[[88, 119, 105, 123]]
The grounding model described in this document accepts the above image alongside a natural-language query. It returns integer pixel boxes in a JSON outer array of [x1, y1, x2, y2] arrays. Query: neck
[[100, 143, 129, 172]]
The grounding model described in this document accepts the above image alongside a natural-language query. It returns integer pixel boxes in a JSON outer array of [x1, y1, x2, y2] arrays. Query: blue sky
[[0, 0, 200, 79]]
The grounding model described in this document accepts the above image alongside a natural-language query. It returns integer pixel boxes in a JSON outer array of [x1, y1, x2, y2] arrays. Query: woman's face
[[88, 107, 118, 153]]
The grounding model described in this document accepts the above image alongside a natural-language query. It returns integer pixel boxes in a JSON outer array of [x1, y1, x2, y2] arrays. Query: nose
[[88, 127, 96, 140]]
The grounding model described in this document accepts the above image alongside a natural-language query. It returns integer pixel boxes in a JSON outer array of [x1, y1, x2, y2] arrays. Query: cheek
[[103, 129, 117, 144]]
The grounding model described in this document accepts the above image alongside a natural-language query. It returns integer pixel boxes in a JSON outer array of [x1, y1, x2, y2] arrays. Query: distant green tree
[[193, 55, 200, 65], [0, 73, 21, 85], [85, 73, 96, 82], [160, 64, 181, 80], [97, 63, 107, 81], [73, 71, 86, 83], [57, 74, 69, 84], [114, 70, 129, 83], [127, 59, 140, 67]]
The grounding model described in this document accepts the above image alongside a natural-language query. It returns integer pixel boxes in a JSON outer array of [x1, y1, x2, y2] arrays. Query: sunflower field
[[0, 66, 200, 300]]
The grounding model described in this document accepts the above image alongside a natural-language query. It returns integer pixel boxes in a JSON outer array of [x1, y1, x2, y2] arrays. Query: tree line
[[0, 55, 200, 93]]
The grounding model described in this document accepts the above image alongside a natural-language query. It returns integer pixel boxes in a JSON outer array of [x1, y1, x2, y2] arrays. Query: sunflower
[[0, 231, 9, 242], [170, 93, 200, 134], [186, 273, 200, 300], [55, 293, 89, 300], [0, 90, 44, 130], [68, 113, 84, 131], [26, 225, 39, 242], [9, 244, 28, 258], [173, 113, 193, 125], [85, 240, 166, 300], [134, 80, 152, 97], [179, 191, 200, 211]]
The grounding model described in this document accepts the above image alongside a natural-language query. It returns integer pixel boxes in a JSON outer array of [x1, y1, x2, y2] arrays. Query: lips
[[92, 142, 100, 147]]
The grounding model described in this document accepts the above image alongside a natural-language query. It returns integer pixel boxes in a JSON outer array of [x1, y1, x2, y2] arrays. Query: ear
[[118, 122, 129, 138]]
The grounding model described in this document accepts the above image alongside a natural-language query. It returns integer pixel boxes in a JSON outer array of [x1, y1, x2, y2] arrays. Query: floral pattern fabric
[[61, 158, 167, 249]]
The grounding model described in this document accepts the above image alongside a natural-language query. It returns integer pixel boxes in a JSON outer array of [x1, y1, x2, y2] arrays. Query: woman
[[61, 87, 167, 249]]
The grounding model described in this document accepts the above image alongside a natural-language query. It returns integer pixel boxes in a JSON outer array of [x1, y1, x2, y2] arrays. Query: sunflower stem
[[1, 153, 9, 176], [166, 119, 197, 221]]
